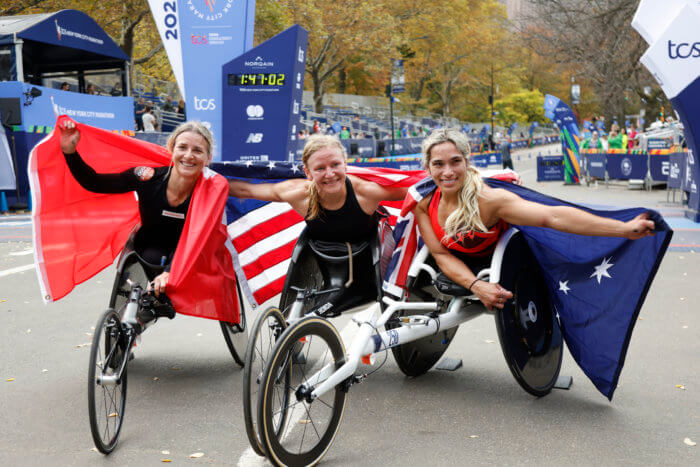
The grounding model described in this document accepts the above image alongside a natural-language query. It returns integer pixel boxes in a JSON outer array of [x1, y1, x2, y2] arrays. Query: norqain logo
[[667, 40, 700, 59]]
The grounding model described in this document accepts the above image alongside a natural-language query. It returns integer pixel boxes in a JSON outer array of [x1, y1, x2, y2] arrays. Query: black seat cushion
[[433, 272, 472, 297]]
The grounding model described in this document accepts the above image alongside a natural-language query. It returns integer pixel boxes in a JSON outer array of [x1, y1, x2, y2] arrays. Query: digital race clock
[[228, 73, 287, 86]]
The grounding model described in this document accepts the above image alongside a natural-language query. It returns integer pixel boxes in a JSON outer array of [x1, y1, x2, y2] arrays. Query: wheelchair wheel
[[387, 290, 457, 378], [242, 306, 289, 457], [259, 317, 347, 467], [220, 282, 249, 367], [495, 233, 563, 397], [88, 309, 129, 454]]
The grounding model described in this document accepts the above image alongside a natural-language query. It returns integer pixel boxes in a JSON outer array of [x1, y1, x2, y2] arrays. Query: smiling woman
[[60, 120, 213, 296]]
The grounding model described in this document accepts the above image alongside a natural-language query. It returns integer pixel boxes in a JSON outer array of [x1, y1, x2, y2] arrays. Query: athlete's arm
[[228, 178, 308, 204], [486, 187, 655, 240], [353, 177, 411, 202], [414, 198, 512, 311]]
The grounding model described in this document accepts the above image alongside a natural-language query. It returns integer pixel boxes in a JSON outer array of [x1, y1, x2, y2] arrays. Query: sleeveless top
[[305, 178, 377, 243], [428, 187, 508, 258]]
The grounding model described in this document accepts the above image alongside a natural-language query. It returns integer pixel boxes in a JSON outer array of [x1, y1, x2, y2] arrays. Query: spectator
[[176, 99, 186, 115], [313, 119, 320, 134], [162, 96, 174, 112], [134, 97, 146, 132], [339, 126, 350, 140], [110, 82, 122, 97], [600, 133, 609, 151], [86, 84, 96, 95], [608, 130, 623, 149], [60, 82, 71, 92], [582, 130, 602, 149], [627, 124, 637, 149], [142, 106, 157, 132], [298, 130, 306, 140], [620, 127, 628, 149], [325, 123, 335, 134], [499, 137, 513, 170]]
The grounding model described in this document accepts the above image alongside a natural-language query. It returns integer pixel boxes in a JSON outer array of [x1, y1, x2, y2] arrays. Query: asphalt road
[[1, 145, 697, 466]]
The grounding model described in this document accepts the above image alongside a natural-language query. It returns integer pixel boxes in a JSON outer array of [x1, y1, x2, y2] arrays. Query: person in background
[[60, 82, 71, 92], [176, 99, 186, 116], [162, 96, 174, 112], [600, 133, 609, 151], [499, 136, 513, 170], [627, 124, 637, 149], [620, 127, 628, 149], [110, 82, 122, 97], [608, 130, 623, 149], [339, 126, 350, 140], [582, 130, 603, 149], [86, 84, 96, 95], [134, 97, 146, 132], [142, 106, 157, 132]]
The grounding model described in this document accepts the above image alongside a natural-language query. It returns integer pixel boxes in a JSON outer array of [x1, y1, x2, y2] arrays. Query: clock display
[[228, 73, 287, 86]]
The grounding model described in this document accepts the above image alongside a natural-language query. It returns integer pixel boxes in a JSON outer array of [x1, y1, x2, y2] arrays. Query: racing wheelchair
[[252, 227, 563, 466], [87, 231, 248, 454], [241, 221, 392, 457]]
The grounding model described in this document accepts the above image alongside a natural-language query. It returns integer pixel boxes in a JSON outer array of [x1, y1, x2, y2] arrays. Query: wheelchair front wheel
[[220, 282, 248, 367], [259, 317, 347, 467], [243, 306, 289, 457], [88, 309, 129, 454]]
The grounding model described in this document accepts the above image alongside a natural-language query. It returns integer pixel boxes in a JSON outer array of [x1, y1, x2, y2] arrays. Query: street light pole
[[490, 64, 494, 148]]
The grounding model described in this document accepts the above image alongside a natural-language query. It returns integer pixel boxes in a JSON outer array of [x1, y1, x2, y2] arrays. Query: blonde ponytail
[[306, 181, 322, 220]]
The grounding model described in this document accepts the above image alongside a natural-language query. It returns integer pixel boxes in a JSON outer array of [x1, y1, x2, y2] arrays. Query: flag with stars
[[488, 179, 672, 399], [385, 177, 672, 399], [211, 160, 424, 306]]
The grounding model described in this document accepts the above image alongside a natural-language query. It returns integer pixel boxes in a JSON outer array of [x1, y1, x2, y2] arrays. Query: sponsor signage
[[147, 0, 256, 160], [221, 25, 308, 162], [537, 155, 565, 181]]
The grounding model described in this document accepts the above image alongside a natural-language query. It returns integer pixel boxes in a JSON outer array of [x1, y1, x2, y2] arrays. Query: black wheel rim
[[261, 318, 347, 466], [88, 310, 128, 454], [220, 282, 248, 366], [242, 307, 288, 457]]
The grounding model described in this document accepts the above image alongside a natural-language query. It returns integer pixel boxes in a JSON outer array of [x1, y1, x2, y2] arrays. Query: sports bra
[[305, 178, 377, 243], [428, 187, 508, 258]]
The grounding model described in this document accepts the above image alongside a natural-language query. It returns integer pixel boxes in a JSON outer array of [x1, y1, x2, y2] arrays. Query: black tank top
[[305, 178, 377, 243]]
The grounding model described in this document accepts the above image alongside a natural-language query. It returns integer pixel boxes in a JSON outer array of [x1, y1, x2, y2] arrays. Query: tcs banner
[[147, 0, 256, 160]]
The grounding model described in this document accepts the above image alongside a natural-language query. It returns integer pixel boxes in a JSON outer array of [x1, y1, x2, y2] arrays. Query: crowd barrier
[[347, 150, 502, 171]]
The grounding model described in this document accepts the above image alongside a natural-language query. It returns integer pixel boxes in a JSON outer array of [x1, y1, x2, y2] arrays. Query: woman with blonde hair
[[414, 128, 655, 310], [60, 120, 215, 298]]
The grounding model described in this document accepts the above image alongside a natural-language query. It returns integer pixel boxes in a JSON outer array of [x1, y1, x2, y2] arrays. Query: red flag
[[29, 116, 238, 323]]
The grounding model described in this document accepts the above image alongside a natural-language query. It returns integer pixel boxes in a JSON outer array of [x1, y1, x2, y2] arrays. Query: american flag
[[384, 176, 673, 399], [212, 161, 421, 306]]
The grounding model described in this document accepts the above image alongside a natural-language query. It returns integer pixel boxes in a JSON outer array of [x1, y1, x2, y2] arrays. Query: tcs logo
[[667, 40, 700, 59], [193, 96, 216, 111], [191, 34, 208, 45]]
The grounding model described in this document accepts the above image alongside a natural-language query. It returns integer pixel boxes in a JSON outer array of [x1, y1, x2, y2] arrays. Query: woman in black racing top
[[228, 134, 409, 311], [60, 119, 214, 298]]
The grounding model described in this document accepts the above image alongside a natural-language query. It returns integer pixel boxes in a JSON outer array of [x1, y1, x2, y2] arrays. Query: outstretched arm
[[414, 199, 512, 311], [489, 188, 655, 239], [228, 178, 308, 204]]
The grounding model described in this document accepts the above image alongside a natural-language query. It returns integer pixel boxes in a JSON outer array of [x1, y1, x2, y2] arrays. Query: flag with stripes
[[212, 161, 421, 307]]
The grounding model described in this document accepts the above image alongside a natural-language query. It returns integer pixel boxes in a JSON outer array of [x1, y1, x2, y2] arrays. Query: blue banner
[[0, 82, 134, 130], [648, 154, 670, 182], [537, 155, 565, 181], [606, 154, 648, 180], [543, 94, 582, 183], [586, 153, 607, 179], [221, 25, 308, 162], [668, 152, 686, 189], [148, 0, 256, 161]]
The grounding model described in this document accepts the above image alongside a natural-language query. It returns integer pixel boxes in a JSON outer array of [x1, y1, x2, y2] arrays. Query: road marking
[[0, 263, 34, 278], [8, 249, 33, 256], [237, 307, 373, 466]]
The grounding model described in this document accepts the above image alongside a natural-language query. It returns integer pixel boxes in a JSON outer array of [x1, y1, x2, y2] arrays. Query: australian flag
[[385, 177, 672, 399]]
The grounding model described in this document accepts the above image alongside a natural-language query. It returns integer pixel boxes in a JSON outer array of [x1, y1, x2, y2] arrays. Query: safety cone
[[0, 192, 8, 213]]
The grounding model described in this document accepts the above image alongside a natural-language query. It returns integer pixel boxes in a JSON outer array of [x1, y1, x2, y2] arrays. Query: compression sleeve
[[63, 151, 138, 193]]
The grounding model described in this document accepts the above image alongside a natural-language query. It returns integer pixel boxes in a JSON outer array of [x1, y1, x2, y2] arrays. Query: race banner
[[147, 0, 256, 161], [635, 2, 700, 220], [543, 94, 581, 184], [221, 25, 308, 162]]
